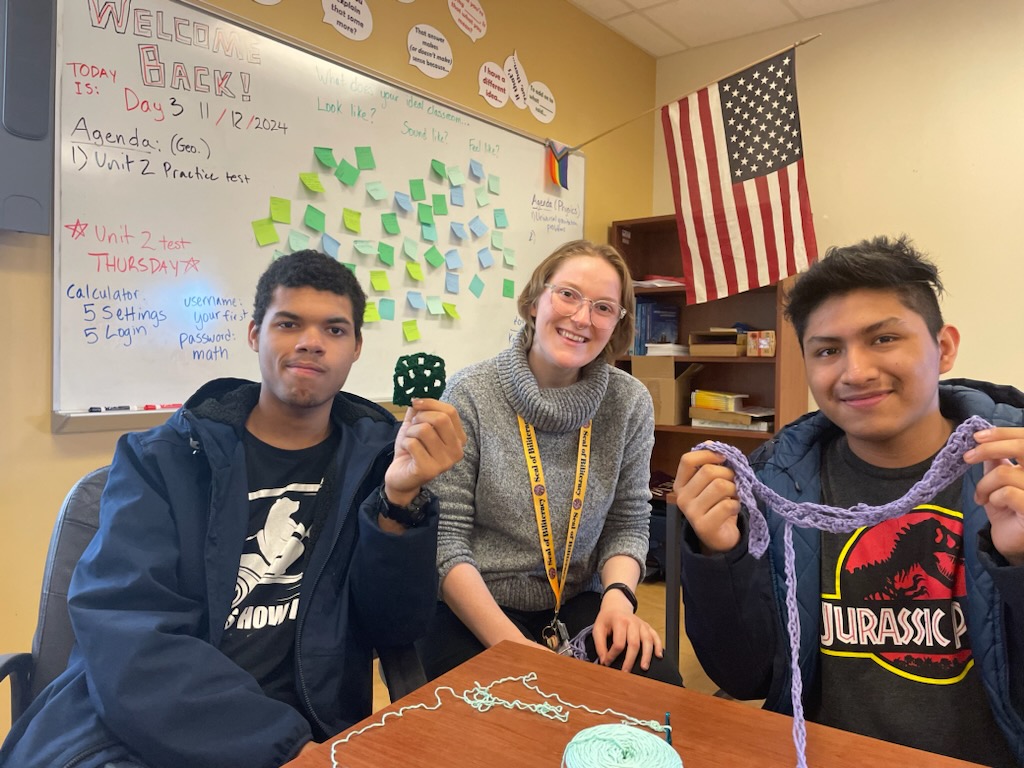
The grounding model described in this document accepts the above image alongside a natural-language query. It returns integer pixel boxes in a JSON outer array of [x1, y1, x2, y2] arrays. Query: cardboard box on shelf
[[688, 330, 747, 357], [746, 330, 777, 357], [631, 358, 703, 425]]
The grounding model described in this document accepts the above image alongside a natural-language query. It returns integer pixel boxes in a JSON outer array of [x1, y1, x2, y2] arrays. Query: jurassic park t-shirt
[[810, 435, 1015, 766]]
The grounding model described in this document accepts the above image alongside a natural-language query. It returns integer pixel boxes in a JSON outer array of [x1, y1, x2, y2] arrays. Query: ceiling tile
[[567, 0, 633, 21], [784, 0, 885, 19], [606, 13, 688, 56], [644, 0, 799, 48]]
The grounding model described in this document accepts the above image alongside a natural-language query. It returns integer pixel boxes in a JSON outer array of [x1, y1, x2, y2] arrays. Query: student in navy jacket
[[674, 236, 1024, 766], [0, 250, 465, 768]]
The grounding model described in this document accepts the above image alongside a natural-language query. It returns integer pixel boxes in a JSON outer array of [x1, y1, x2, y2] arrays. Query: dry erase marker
[[104, 405, 132, 411], [143, 404, 158, 410], [88, 406, 102, 413], [160, 403, 183, 409]]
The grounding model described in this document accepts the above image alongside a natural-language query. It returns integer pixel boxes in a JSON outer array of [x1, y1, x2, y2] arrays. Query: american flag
[[661, 48, 817, 304]]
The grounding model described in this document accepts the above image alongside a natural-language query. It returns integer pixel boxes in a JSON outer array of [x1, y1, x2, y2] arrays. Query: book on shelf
[[644, 343, 688, 356], [690, 389, 748, 410], [688, 405, 774, 426], [690, 417, 771, 432], [632, 297, 679, 356]]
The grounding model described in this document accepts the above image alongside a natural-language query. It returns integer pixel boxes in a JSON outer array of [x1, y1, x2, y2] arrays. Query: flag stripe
[[661, 101, 700, 304], [698, 88, 739, 299]]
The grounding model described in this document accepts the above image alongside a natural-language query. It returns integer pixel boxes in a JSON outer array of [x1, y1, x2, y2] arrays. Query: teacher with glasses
[[417, 240, 682, 686]]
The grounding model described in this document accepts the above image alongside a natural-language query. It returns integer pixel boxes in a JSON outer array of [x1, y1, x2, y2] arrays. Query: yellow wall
[[0, 0, 654, 735], [653, 0, 1024, 389]]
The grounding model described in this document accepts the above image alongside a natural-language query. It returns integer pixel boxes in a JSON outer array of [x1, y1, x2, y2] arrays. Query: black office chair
[[0, 466, 426, 727]]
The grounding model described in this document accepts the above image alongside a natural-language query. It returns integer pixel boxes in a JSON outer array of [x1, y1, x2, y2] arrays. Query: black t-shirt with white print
[[219, 429, 338, 711], [808, 434, 1015, 766]]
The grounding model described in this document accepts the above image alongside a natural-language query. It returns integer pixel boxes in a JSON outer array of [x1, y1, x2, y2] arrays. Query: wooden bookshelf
[[610, 214, 809, 478]]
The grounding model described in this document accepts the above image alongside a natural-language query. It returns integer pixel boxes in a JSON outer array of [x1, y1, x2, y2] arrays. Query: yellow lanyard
[[516, 414, 591, 615]]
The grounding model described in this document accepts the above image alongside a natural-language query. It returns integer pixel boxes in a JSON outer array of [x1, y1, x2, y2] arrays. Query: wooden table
[[285, 641, 978, 767]]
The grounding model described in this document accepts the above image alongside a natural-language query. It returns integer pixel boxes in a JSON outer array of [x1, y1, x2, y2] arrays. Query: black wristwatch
[[603, 582, 638, 613], [376, 485, 435, 528]]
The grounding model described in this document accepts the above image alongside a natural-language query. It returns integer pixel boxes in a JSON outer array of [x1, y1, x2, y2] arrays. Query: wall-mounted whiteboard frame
[[52, 0, 584, 432]]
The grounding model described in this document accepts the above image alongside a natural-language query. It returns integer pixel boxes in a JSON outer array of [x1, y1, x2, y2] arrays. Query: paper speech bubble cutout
[[527, 81, 556, 124], [504, 51, 529, 109], [408, 25, 454, 79], [478, 61, 509, 108], [322, 0, 373, 41], [449, 0, 487, 42]]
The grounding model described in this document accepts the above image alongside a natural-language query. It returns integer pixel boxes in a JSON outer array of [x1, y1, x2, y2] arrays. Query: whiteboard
[[52, 0, 584, 418]]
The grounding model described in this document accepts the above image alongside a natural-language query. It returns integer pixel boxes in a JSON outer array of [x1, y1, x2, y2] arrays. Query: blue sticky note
[[450, 186, 465, 207], [321, 232, 341, 259], [469, 216, 488, 238], [394, 191, 413, 212], [469, 275, 485, 298], [407, 291, 426, 310], [477, 247, 494, 268], [421, 222, 438, 242], [445, 272, 460, 293], [379, 297, 395, 321], [469, 159, 484, 179], [445, 249, 463, 269], [451, 222, 468, 240]]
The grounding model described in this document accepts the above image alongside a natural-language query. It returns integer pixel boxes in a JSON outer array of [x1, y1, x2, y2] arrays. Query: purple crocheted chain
[[694, 414, 992, 768]]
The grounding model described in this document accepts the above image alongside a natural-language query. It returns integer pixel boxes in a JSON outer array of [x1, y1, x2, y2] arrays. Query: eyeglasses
[[544, 284, 626, 329]]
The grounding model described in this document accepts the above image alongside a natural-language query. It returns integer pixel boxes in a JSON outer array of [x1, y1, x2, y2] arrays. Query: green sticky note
[[424, 246, 444, 268], [252, 217, 279, 246], [442, 302, 460, 319], [494, 208, 508, 228], [488, 175, 501, 194], [381, 212, 400, 235], [363, 302, 381, 323], [378, 242, 395, 266], [365, 181, 388, 201], [432, 194, 448, 216], [355, 146, 376, 170], [343, 208, 362, 233], [335, 159, 360, 186], [313, 146, 337, 168], [370, 270, 390, 291], [426, 296, 444, 315], [342, 262, 356, 273], [379, 297, 396, 320], [418, 203, 435, 225], [354, 240, 377, 255], [299, 173, 324, 192], [475, 187, 490, 207], [402, 319, 420, 342], [269, 197, 291, 224], [503, 279, 515, 298], [403, 237, 419, 260], [447, 165, 466, 186], [469, 275, 485, 298], [409, 179, 426, 201], [421, 222, 438, 242], [304, 205, 326, 232], [503, 248, 516, 267], [491, 231, 503, 250], [406, 262, 424, 281], [289, 230, 310, 251], [431, 159, 447, 178]]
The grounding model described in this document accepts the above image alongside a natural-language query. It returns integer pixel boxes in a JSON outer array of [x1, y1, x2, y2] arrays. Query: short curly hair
[[252, 250, 367, 338]]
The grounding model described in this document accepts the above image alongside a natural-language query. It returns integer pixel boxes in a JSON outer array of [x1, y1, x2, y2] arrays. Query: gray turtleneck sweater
[[434, 330, 655, 612]]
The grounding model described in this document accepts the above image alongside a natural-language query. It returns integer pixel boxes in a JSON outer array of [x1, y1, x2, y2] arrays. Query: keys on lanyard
[[542, 617, 573, 656]]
